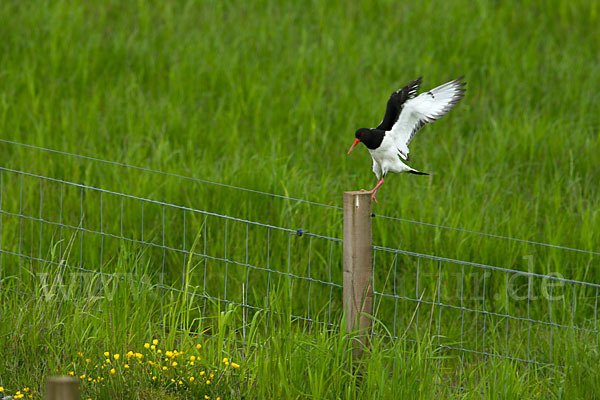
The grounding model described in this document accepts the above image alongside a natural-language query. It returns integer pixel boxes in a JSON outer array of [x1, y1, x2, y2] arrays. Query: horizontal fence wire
[[2, 139, 598, 257], [1, 150, 599, 393], [371, 245, 600, 389], [0, 167, 344, 333]]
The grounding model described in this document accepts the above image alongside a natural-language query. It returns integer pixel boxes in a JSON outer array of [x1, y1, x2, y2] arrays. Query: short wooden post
[[45, 376, 79, 400], [343, 191, 373, 356]]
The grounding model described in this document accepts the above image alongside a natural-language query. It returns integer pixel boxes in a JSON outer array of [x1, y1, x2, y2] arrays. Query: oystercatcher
[[347, 76, 466, 203]]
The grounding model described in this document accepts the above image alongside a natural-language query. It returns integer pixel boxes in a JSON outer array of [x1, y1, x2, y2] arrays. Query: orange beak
[[347, 138, 360, 154]]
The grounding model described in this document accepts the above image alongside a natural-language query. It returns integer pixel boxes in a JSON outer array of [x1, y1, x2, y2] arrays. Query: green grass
[[1, 0, 599, 398]]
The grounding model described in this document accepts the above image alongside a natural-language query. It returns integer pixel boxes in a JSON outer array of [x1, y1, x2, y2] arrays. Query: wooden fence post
[[45, 376, 79, 400], [343, 191, 373, 356]]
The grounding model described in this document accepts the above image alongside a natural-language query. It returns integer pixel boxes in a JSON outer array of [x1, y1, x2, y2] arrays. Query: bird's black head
[[348, 128, 384, 154], [355, 128, 371, 140], [348, 128, 370, 154]]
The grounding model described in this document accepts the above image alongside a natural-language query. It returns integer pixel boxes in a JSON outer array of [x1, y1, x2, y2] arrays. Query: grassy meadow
[[1, 0, 599, 398]]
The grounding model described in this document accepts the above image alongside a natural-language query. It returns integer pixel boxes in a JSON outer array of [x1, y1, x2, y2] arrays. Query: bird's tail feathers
[[408, 169, 429, 176]]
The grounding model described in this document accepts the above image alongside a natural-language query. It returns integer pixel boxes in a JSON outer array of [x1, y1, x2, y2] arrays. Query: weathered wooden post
[[45, 376, 79, 400], [343, 191, 373, 356]]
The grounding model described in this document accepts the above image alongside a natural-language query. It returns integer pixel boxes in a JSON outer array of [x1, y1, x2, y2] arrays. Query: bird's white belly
[[368, 136, 411, 176]]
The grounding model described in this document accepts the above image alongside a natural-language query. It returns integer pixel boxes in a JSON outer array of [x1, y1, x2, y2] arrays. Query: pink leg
[[364, 178, 385, 203]]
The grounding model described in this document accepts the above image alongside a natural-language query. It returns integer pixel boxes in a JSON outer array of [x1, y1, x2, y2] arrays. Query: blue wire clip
[[296, 229, 303, 237]]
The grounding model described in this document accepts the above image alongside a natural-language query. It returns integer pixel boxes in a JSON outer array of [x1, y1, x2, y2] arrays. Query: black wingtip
[[412, 76, 423, 90], [406, 77, 423, 99], [454, 75, 467, 89]]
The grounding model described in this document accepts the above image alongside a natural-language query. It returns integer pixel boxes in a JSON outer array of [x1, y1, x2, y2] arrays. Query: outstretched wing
[[390, 76, 466, 160], [376, 77, 422, 131]]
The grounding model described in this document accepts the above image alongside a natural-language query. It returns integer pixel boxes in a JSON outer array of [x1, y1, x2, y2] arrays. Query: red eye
[[360, 132, 364, 137]]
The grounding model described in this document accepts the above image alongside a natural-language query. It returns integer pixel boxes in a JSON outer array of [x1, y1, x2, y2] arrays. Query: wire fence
[[371, 246, 599, 385], [3, 138, 599, 258], [1, 141, 599, 392], [0, 166, 343, 330]]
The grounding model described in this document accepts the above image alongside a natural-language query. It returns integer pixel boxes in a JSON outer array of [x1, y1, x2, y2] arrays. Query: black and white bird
[[347, 76, 466, 203]]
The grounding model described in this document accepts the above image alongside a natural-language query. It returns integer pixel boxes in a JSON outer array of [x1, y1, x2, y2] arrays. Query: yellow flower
[[152, 339, 158, 345], [114, 354, 120, 360], [0, 387, 4, 392], [231, 362, 240, 368], [87, 377, 92, 381], [150, 345, 156, 350], [144, 343, 150, 349], [124, 364, 130, 369], [79, 374, 86, 379], [165, 351, 174, 358], [190, 356, 196, 361], [148, 361, 155, 366], [68, 371, 74, 376], [178, 380, 183, 384], [206, 380, 211, 384], [172, 361, 178, 367], [126, 351, 134, 358], [196, 344, 202, 350], [157, 349, 162, 354], [85, 358, 91, 363], [209, 373, 214, 379], [152, 376, 157, 381], [190, 361, 195, 366], [204, 396, 209, 399], [189, 376, 195, 382], [222, 358, 228, 363], [162, 366, 168, 371], [103, 352, 109, 357], [105, 359, 111, 363], [110, 368, 116, 375], [135, 353, 143, 360], [199, 371, 205, 376], [78, 352, 84, 357]]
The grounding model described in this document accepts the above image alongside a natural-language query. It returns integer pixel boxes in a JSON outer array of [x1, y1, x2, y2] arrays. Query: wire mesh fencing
[[0, 166, 344, 331], [1, 159, 599, 392], [371, 245, 600, 388]]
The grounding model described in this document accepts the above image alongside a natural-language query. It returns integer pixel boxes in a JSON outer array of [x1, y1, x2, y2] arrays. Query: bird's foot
[[360, 188, 379, 202]]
